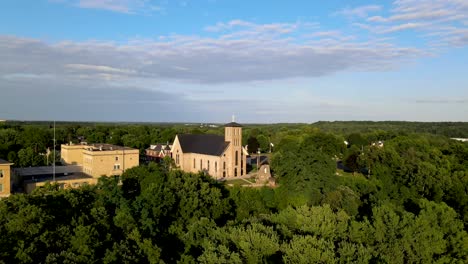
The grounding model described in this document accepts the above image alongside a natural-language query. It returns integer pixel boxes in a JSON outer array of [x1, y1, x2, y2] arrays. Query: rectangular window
[[114, 164, 120, 170], [194, 158, 196, 168], [115, 157, 119, 161], [200, 159, 202, 170]]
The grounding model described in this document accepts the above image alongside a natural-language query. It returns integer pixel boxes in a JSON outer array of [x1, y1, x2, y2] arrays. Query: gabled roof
[[148, 145, 162, 151], [224, 122, 242, 127], [177, 134, 229, 156], [147, 144, 172, 151]]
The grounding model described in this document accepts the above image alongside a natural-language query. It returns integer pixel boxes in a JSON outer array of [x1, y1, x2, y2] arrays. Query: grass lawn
[[224, 178, 256, 186], [224, 179, 249, 186]]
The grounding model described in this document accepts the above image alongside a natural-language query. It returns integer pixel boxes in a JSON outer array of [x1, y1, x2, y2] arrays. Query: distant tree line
[[313, 121, 468, 138]]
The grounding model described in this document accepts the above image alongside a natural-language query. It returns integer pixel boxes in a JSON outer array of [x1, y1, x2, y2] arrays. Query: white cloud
[[204, 19, 303, 38], [0, 18, 427, 122], [350, 0, 468, 46], [52, 0, 160, 14], [65, 64, 136, 74], [367, 16, 389, 23], [0, 20, 422, 85], [379, 23, 427, 34], [337, 5, 382, 18], [415, 98, 468, 104]]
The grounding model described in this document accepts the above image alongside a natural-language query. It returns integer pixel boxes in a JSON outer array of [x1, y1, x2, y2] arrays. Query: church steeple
[[224, 118, 242, 143], [224, 117, 244, 177]]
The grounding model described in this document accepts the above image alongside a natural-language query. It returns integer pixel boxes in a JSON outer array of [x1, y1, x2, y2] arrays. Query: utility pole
[[257, 149, 260, 170], [53, 120, 55, 182]]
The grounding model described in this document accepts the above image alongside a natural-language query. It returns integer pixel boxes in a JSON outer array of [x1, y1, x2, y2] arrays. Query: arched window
[[234, 168, 237, 177], [215, 162, 217, 172], [235, 151, 238, 165], [193, 158, 196, 168], [207, 160, 210, 171], [200, 159, 202, 170], [223, 161, 226, 170]]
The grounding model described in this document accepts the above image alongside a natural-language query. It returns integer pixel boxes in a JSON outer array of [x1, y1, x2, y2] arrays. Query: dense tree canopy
[[0, 121, 467, 263]]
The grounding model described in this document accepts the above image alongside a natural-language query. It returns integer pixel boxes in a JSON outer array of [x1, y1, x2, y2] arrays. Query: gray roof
[[0, 159, 13, 165], [14, 165, 83, 177], [78, 143, 135, 151], [224, 122, 242, 127], [177, 134, 229, 156], [23, 173, 93, 184], [147, 144, 172, 151], [148, 145, 163, 151]]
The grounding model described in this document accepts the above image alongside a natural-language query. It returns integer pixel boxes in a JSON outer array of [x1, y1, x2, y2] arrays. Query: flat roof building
[[0, 159, 14, 197], [62, 143, 139, 178]]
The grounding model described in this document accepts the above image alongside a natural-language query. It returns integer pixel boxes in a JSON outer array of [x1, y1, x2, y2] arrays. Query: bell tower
[[224, 116, 245, 177]]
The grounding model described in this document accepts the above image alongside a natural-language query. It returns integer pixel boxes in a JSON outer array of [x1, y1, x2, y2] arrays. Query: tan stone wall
[[25, 177, 99, 194], [83, 149, 139, 178], [224, 126, 245, 178], [184, 153, 224, 179], [0, 164, 12, 197], [171, 137, 185, 170], [61, 144, 86, 165]]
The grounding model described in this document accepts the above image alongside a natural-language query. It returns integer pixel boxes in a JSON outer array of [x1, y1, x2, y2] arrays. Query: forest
[[0, 121, 468, 263]]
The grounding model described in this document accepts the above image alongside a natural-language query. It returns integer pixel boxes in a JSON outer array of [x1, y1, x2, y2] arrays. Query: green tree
[[247, 136, 260, 153], [256, 134, 269, 153]]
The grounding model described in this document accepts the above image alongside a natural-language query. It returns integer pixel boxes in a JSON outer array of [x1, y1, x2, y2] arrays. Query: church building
[[171, 121, 248, 179]]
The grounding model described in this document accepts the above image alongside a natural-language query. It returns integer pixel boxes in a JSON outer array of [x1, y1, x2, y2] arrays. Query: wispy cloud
[[379, 22, 427, 34], [0, 18, 428, 121], [52, 0, 162, 14], [345, 0, 468, 46], [415, 98, 468, 104], [0, 20, 421, 85], [336, 5, 382, 18]]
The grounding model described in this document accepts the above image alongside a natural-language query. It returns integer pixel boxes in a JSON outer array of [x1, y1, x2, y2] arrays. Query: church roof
[[224, 122, 242, 127], [177, 134, 229, 156]]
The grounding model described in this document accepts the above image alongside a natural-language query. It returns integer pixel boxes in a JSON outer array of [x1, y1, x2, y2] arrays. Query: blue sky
[[0, 0, 467, 123]]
